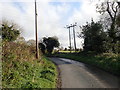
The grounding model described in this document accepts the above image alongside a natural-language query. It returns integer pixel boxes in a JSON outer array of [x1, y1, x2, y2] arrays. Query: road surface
[[50, 57, 120, 88]]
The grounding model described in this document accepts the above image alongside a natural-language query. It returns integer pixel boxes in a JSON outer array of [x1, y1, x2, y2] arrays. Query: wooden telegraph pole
[[66, 25, 72, 53], [35, 0, 39, 59], [72, 23, 77, 52], [65, 22, 77, 53]]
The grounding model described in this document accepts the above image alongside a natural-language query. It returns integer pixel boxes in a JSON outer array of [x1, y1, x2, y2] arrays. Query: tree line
[[78, 1, 120, 54]]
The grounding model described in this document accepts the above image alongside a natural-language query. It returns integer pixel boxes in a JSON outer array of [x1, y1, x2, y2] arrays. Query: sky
[[0, 0, 101, 49]]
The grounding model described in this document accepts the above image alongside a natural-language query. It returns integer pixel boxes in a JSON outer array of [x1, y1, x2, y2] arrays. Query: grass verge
[[54, 52, 120, 76]]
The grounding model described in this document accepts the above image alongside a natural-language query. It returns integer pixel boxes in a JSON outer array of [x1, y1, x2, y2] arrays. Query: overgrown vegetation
[[2, 42, 58, 88], [54, 52, 120, 76], [1, 20, 58, 88]]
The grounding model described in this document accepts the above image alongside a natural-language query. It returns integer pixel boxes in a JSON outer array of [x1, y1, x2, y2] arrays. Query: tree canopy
[[79, 20, 106, 53], [39, 36, 60, 54], [0, 20, 20, 42]]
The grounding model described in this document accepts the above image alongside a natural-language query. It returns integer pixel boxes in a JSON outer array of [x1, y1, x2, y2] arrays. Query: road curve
[[50, 57, 120, 88]]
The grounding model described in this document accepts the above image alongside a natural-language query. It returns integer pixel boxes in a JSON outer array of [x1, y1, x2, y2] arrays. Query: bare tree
[[97, 1, 119, 41]]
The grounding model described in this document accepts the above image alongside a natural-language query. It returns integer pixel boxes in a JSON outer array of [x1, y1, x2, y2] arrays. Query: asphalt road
[[50, 57, 120, 88]]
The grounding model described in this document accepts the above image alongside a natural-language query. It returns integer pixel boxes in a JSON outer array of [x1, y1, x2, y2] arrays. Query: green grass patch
[[2, 57, 57, 88], [54, 52, 120, 76]]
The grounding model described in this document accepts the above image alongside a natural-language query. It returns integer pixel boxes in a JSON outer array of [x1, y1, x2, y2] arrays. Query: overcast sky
[[0, 0, 101, 48]]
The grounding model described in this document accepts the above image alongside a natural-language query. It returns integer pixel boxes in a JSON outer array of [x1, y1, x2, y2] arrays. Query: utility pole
[[35, 0, 39, 59], [65, 22, 77, 53], [71, 23, 77, 52], [65, 25, 72, 53]]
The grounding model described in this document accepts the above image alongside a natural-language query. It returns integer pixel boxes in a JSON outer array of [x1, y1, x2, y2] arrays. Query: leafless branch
[[107, 2, 113, 20], [112, 2, 116, 13]]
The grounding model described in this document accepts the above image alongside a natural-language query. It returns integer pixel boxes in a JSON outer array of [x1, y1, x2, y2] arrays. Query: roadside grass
[[2, 42, 58, 88], [58, 50, 79, 53], [54, 52, 120, 76]]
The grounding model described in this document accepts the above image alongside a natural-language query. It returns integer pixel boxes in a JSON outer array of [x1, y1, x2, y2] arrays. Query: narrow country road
[[50, 57, 120, 88]]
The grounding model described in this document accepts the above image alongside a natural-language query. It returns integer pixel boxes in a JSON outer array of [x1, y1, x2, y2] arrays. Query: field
[[58, 50, 79, 53]]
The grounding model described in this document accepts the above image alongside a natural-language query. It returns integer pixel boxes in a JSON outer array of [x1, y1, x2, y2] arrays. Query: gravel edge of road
[[49, 58, 62, 88]]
